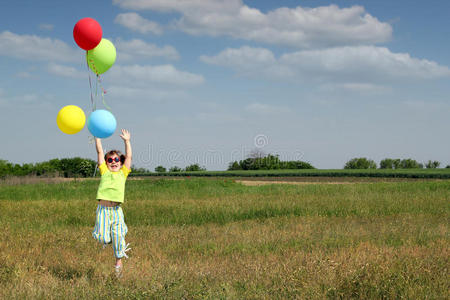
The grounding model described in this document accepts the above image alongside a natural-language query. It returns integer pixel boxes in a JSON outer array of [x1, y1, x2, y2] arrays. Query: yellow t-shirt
[[96, 162, 131, 203]]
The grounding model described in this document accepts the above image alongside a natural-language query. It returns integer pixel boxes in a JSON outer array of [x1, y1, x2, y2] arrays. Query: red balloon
[[73, 18, 102, 50]]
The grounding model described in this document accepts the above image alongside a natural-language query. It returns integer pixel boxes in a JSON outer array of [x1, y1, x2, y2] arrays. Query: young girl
[[92, 129, 132, 275]]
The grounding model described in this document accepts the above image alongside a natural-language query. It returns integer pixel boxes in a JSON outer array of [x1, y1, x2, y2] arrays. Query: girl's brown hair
[[104, 150, 126, 164]]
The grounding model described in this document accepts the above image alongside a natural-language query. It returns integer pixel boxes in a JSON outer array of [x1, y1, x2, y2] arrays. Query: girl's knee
[[92, 232, 111, 244]]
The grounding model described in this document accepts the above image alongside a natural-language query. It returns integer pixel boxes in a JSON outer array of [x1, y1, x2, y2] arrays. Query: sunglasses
[[107, 157, 120, 163]]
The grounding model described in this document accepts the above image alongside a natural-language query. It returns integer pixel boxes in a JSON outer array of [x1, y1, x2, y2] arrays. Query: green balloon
[[87, 38, 116, 75]]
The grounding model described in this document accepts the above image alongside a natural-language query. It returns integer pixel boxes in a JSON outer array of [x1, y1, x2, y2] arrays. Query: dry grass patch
[[1, 214, 448, 299]]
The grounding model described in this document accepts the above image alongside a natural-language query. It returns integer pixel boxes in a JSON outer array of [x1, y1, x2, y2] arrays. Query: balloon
[[73, 18, 102, 50], [87, 39, 116, 75], [56, 105, 86, 134], [87, 109, 117, 138]]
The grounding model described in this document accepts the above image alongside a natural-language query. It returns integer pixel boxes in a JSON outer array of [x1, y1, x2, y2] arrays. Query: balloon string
[[97, 75, 112, 111], [87, 55, 96, 112], [87, 62, 96, 144]]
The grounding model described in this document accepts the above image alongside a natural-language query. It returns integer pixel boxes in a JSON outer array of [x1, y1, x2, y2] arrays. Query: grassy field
[[0, 178, 448, 299]]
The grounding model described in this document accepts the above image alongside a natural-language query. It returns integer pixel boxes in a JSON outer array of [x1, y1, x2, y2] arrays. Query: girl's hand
[[120, 129, 131, 142]]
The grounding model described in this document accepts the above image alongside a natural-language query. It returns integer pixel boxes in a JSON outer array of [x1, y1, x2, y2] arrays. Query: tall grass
[[0, 178, 448, 299]]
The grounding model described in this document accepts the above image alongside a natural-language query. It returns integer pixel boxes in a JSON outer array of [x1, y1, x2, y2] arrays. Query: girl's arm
[[120, 129, 132, 170], [95, 138, 105, 166]]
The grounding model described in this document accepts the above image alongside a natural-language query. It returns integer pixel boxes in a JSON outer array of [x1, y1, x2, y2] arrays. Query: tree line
[[344, 157, 447, 169], [1, 154, 447, 178], [0, 158, 97, 178], [0, 157, 205, 177], [154, 163, 206, 173], [227, 154, 315, 170]]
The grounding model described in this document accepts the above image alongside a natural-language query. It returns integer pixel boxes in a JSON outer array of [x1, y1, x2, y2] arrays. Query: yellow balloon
[[56, 105, 86, 134]]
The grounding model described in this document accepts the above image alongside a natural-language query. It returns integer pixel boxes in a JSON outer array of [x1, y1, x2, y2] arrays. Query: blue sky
[[1, 0, 450, 170]]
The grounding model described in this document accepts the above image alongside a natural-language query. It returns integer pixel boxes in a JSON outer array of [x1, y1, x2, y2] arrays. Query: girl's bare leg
[[115, 258, 122, 267]]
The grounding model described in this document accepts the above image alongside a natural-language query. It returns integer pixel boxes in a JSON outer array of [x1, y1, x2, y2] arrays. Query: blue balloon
[[87, 109, 117, 138]]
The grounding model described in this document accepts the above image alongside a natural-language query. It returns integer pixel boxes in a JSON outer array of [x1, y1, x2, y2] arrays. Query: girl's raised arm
[[120, 129, 132, 170], [95, 138, 105, 166]]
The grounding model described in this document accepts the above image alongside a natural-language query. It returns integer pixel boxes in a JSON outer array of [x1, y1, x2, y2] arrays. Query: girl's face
[[106, 154, 122, 172]]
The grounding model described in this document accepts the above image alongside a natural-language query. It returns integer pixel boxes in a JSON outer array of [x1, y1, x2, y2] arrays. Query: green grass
[[0, 178, 448, 299], [132, 168, 450, 179]]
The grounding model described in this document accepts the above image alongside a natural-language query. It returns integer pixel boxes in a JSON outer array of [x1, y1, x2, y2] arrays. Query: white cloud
[[320, 83, 392, 94], [115, 12, 163, 34], [113, 1, 392, 48], [0, 92, 44, 107], [201, 46, 275, 67], [16, 72, 33, 78], [113, 0, 239, 13], [336, 83, 385, 91], [245, 102, 290, 115], [201, 46, 450, 83], [39, 23, 54, 31], [19, 94, 39, 104], [115, 38, 179, 61], [47, 63, 85, 78], [109, 64, 204, 87], [200, 46, 293, 78], [108, 85, 188, 101], [280, 46, 450, 81], [0, 31, 79, 62], [195, 112, 244, 123]]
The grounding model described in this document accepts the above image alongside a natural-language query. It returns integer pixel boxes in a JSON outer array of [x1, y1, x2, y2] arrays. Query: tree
[[399, 158, 423, 169], [169, 166, 182, 172], [155, 166, 166, 172], [48, 159, 62, 172], [58, 157, 96, 177], [20, 163, 34, 176], [34, 161, 59, 176], [185, 163, 206, 171], [262, 154, 281, 169], [380, 158, 401, 169], [227, 161, 241, 170], [290, 161, 315, 169], [425, 160, 440, 169], [78, 159, 96, 177], [131, 165, 150, 173], [380, 158, 394, 169], [228, 153, 314, 170], [0, 159, 13, 177], [238, 158, 253, 170], [0, 157, 96, 178], [392, 159, 401, 169], [344, 157, 377, 169]]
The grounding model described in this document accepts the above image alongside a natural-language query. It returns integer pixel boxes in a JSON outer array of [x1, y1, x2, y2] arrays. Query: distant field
[[132, 168, 450, 179], [0, 178, 448, 299]]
